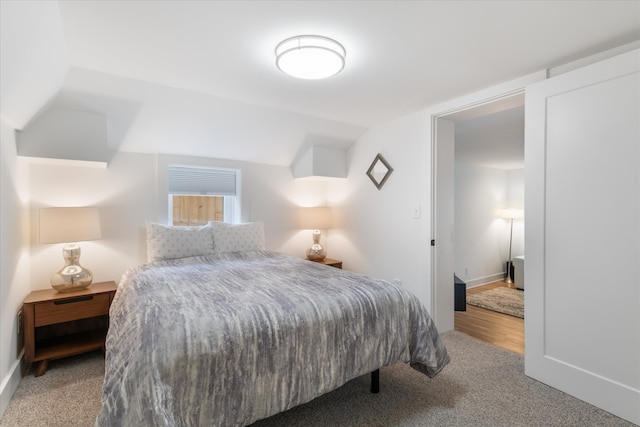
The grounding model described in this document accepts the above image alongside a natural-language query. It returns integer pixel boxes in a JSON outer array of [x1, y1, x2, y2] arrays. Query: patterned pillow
[[209, 221, 265, 255], [146, 222, 215, 262]]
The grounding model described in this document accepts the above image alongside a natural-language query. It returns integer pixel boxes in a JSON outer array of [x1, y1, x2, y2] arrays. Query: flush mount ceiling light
[[275, 35, 346, 80]]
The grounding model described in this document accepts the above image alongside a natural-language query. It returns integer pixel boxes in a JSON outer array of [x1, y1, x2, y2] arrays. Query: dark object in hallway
[[505, 261, 515, 282], [454, 274, 466, 311]]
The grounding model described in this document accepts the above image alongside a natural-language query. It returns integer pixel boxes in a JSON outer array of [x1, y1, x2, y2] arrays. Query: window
[[168, 165, 239, 225]]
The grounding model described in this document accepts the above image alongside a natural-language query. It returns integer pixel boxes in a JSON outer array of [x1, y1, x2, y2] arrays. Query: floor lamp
[[499, 208, 524, 288]]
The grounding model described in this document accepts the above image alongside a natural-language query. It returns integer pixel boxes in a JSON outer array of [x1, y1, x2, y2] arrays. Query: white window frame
[[167, 164, 240, 224]]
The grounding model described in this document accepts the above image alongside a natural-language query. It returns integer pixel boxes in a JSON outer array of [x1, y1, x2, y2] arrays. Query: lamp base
[[504, 260, 515, 288], [306, 230, 327, 261], [51, 269, 93, 292], [51, 243, 94, 292], [306, 243, 327, 261]]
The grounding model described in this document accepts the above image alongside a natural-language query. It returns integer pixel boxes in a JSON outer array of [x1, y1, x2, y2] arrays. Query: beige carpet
[[466, 287, 524, 318], [1, 331, 632, 427]]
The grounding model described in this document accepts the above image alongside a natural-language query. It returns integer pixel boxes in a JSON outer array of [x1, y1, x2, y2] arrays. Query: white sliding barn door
[[525, 49, 639, 424]]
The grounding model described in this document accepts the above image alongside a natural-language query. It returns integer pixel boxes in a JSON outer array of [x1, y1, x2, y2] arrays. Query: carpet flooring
[[466, 287, 524, 318], [0, 331, 632, 427]]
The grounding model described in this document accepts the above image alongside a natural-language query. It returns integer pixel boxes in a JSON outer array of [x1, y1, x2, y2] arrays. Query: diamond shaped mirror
[[366, 153, 393, 190]]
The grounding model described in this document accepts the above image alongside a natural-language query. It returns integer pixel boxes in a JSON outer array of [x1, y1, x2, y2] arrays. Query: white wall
[[241, 162, 327, 257], [454, 164, 524, 287], [0, 119, 31, 416], [328, 111, 432, 306], [28, 151, 325, 289], [0, 2, 69, 413], [507, 168, 524, 257], [332, 74, 545, 330], [29, 152, 157, 289], [328, 76, 541, 325]]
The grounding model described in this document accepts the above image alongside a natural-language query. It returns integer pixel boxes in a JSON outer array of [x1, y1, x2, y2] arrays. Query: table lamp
[[39, 207, 102, 292], [299, 207, 332, 261]]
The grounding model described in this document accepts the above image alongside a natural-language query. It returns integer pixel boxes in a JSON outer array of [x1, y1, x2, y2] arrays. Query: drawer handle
[[55, 295, 93, 305]]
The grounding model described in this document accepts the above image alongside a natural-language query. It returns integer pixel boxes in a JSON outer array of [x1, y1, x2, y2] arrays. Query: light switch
[[413, 204, 421, 218]]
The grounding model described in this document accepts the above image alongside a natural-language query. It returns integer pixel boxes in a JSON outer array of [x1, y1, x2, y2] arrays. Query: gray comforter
[[95, 251, 449, 426]]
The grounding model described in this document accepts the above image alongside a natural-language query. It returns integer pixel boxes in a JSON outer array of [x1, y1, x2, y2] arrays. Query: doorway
[[431, 92, 524, 337]]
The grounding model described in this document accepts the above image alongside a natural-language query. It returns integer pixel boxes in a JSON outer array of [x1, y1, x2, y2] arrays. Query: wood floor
[[454, 281, 524, 354]]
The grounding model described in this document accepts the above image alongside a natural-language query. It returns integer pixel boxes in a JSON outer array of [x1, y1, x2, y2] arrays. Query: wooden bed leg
[[370, 369, 380, 393]]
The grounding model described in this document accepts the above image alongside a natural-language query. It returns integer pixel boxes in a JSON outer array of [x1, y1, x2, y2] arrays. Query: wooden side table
[[23, 281, 117, 376], [310, 258, 342, 269]]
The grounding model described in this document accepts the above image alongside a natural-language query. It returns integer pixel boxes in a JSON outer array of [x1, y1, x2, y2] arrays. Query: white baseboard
[[0, 351, 24, 419], [464, 272, 505, 289]]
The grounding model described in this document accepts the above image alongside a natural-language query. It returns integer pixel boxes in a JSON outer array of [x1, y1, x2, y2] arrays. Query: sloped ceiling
[[1, 1, 639, 166], [0, 0, 69, 129]]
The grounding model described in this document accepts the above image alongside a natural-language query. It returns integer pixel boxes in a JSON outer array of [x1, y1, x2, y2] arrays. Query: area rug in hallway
[[466, 287, 524, 318]]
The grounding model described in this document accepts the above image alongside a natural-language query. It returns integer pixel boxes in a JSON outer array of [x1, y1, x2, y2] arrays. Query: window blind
[[168, 165, 237, 196]]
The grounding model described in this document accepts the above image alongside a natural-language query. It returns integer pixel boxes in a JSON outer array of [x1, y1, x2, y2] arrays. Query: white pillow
[[146, 222, 215, 262], [209, 221, 265, 255]]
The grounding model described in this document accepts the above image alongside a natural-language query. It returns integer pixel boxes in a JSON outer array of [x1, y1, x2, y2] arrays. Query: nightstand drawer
[[34, 293, 110, 327]]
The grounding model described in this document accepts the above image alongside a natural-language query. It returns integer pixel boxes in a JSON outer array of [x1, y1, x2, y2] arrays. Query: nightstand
[[22, 281, 117, 376], [310, 258, 342, 269]]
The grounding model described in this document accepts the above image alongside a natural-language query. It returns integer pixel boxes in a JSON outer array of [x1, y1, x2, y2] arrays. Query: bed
[[95, 222, 449, 426]]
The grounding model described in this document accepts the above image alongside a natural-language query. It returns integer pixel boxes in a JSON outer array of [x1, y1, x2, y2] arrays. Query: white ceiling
[[456, 105, 525, 170], [2, 1, 639, 166]]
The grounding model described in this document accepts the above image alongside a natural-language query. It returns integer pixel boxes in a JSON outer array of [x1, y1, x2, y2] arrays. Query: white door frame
[[431, 116, 456, 332], [429, 79, 537, 332]]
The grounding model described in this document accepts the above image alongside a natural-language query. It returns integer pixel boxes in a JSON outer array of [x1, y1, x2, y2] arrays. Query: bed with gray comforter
[[95, 250, 449, 426]]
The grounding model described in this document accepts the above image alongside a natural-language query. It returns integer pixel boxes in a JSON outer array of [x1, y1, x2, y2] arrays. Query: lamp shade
[[39, 207, 102, 244], [299, 207, 332, 230], [498, 208, 524, 220], [275, 35, 346, 80]]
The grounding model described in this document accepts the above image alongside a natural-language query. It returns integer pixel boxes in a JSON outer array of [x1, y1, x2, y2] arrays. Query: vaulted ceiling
[[2, 1, 639, 166]]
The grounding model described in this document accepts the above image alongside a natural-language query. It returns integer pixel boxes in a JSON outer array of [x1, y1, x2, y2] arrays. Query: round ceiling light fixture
[[275, 35, 346, 80]]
